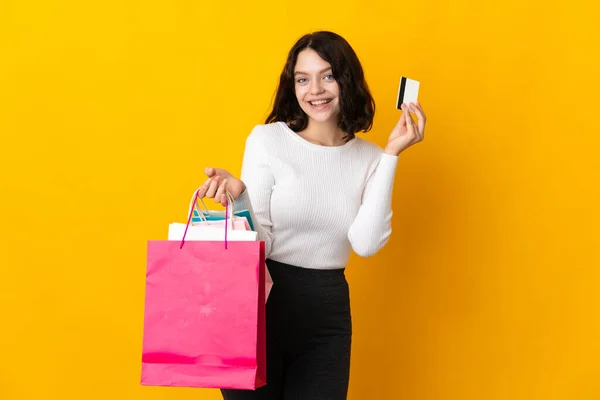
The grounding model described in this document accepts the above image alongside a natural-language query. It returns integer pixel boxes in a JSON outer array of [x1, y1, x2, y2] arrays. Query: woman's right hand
[[197, 167, 246, 206]]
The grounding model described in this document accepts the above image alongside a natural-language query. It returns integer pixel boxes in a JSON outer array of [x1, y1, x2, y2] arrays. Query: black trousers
[[221, 259, 352, 400]]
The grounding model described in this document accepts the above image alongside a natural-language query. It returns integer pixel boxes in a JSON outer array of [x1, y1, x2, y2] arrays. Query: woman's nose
[[309, 79, 324, 95]]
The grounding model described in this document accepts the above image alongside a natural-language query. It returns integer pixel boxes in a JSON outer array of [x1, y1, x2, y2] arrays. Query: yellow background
[[1, 0, 599, 399]]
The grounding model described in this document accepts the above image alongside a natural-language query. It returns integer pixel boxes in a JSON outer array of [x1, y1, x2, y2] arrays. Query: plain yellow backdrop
[[1, 0, 599, 399]]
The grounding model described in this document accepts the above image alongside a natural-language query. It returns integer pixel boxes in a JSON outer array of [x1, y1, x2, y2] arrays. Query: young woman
[[198, 31, 426, 400]]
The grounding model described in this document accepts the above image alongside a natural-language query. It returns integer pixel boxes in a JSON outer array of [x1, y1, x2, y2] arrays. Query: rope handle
[[180, 188, 232, 250]]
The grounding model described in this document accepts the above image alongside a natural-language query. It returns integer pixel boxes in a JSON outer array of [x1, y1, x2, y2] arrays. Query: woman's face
[[293, 48, 341, 125]]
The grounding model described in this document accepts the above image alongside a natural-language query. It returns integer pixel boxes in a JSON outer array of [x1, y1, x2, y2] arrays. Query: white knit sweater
[[234, 121, 398, 270]]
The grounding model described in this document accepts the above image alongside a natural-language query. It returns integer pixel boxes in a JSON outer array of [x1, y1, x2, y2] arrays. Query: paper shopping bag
[[191, 216, 251, 231], [178, 192, 257, 242], [141, 187, 267, 389], [141, 239, 267, 389], [168, 219, 257, 241], [191, 195, 255, 230], [193, 209, 255, 231]]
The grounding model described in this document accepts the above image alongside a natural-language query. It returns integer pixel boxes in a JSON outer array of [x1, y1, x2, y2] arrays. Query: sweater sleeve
[[347, 152, 398, 257], [233, 126, 275, 257]]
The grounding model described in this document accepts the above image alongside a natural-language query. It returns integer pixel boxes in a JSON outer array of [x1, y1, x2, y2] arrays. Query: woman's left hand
[[384, 102, 426, 156]]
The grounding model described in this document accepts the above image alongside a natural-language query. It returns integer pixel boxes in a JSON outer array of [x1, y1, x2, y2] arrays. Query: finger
[[205, 176, 221, 198], [400, 103, 412, 124], [204, 167, 216, 178], [396, 110, 406, 128], [214, 179, 227, 203], [197, 177, 212, 198], [415, 101, 426, 116], [404, 105, 418, 140], [404, 104, 414, 127], [409, 102, 424, 120], [409, 103, 426, 136], [413, 102, 426, 125]]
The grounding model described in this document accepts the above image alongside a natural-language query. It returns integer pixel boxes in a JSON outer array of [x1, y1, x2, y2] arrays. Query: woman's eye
[[297, 78, 307, 83], [324, 74, 335, 80]]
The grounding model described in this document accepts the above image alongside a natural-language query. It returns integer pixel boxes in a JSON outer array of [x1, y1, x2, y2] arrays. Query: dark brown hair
[[265, 31, 375, 141]]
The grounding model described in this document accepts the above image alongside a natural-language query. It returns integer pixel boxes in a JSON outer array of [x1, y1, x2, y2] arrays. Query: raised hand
[[197, 167, 246, 206], [384, 102, 427, 156]]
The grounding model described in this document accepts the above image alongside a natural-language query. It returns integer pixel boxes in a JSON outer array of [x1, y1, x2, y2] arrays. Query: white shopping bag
[[168, 221, 257, 241]]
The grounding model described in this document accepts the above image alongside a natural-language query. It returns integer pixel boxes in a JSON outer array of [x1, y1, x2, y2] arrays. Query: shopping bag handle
[[180, 188, 232, 250], [187, 188, 235, 225]]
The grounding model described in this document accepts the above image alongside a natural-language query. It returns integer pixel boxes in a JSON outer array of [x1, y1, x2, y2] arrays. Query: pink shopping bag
[[141, 193, 266, 390]]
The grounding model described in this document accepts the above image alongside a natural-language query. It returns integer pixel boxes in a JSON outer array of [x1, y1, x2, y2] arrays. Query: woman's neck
[[298, 119, 347, 147]]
